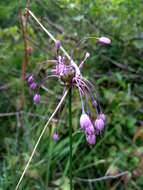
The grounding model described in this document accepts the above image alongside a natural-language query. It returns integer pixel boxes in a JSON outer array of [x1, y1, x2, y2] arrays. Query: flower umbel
[[27, 38, 109, 144], [25, 5, 111, 146]]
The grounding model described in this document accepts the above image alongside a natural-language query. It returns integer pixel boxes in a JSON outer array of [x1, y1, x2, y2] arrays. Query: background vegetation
[[0, 0, 143, 189]]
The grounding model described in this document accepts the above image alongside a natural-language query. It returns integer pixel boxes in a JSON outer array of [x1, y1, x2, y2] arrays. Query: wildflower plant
[[16, 8, 111, 190]]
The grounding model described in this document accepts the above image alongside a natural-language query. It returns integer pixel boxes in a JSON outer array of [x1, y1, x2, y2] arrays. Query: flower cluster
[[27, 74, 41, 104], [80, 112, 106, 145], [27, 36, 111, 145]]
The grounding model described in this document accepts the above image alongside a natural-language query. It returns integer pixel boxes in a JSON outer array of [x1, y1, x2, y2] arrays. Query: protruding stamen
[[79, 52, 90, 69]]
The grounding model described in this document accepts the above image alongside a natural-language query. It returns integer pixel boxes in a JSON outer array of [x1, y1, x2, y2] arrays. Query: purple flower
[[55, 40, 61, 49], [86, 134, 96, 145], [30, 82, 37, 90], [99, 113, 106, 122], [28, 75, 34, 84], [53, 133, 59, 141], [33, 94, 41, 104], [98, 37, 111, 45], [85, 125, 95, 135], [95, 118, 104, 131], [52, 56, 65, 75], [80, 113, 92, 130]]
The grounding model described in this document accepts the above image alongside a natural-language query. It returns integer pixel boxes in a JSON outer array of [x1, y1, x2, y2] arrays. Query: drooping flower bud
[[99, 113, 106, 122], [28, 75, 34, 84], [55, 40, 61, 49], [92, 100, 97, 108], [53, 133, 59, 141], [30, 82, 37, 90], [95, 118, 104, 131], [98, 37, 111, 45], [80, 113, 92, 130], [85, 125, 95, 135], [85, 52, 90, 58], [33, 94, 41, 104], [86, 134, 96, 145]]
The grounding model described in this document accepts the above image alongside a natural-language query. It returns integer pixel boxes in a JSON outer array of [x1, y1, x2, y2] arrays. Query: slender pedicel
[[39, 75, 59, 86], [76, 80, 85, 113], [79, 52, 90, 69]]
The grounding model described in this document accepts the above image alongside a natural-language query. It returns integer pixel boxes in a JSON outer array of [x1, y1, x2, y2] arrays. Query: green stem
[[68, 87, 72, 190]]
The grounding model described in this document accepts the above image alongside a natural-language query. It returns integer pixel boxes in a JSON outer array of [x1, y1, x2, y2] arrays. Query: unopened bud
[[95, 118, 104, 131], [80, 113, 92, 130], [99, 113, 106, 121], [86, 134, 96, 145], [55, 40, 61, 49], [30, 82, 37, 90], [85, 125, 95, 135], [28, 75, 34, 84], [53, 133, 59, 141], [33, 94, 41, 104], [98, 37, 111, 45]]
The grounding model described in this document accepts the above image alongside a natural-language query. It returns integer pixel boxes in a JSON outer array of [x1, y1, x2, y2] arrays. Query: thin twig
[[0, 112, 22, 117], [19, 0, 30, 80], [74, 171, 128, 183], [15, 89, 68, 190], [104, 56, 139, 73], [0, 111, 65, 124]]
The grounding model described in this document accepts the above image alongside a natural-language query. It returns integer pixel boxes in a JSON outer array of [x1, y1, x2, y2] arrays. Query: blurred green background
[[0, 0, 143, 189]]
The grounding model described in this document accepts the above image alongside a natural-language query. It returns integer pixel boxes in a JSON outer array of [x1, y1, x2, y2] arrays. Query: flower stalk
[[68, 87, 73, 190]]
